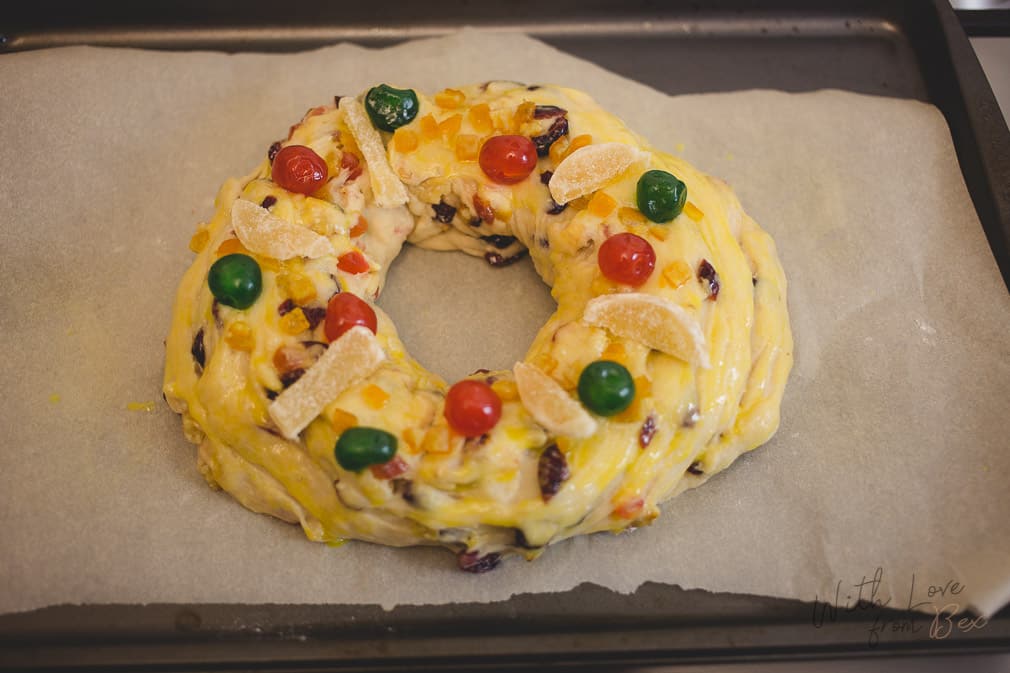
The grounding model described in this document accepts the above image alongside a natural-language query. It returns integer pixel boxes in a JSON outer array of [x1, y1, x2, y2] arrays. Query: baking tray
[[2, 1, 1010, 670]]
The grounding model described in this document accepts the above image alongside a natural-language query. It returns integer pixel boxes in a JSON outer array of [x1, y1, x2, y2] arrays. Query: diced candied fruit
[[257, 256, 281, 273], [189, 229, 209, 253], [328, 408, 358, 434], [216, 238, 248, 256], [392, 128, 419, 152], [421, 425, 454, 454], [225, 321, 255, 351], [279, 307, 311, 335], [419, 114, 439, 141], [618, 207, 648, 226], [513, 101, 536, 130], [273, 345, 305, 372], [468, 103, 493, 134], [401, 427, 421, 454], [370, 455, 408, 480], [660, 260, 693, 289], [600, 342, 628, 366], [280, 272, 317, 304], [530, 352, 558, 375], [649, 226, 669, 242], [491, 379, 519, 402], [362, 383, 390, 410], [613, 497, 645, 519], [337, 250, 370, 274], [548, 136, 569, 164], [349, 215, 368, 238], [455, 134, 481, 161], [435, 88, 466, 108], [438, 114, 463, 140], [562, 134, 592, 161], [683, 201, 705, 222], [615, 376, 651, 423], [587, 191, 617, 218]]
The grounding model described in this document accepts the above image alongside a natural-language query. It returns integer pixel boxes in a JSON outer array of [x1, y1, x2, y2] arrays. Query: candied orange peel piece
[[514, 362, 597, 438], [583, 293, 710, 367], [268, 326, 386, 439], [548, 142, 647, 204], [231, 200, 334, 261], [339, 97, 408, 207]]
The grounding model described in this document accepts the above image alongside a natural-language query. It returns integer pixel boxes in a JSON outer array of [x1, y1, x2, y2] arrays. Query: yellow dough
[[163, 82, 792, 570]]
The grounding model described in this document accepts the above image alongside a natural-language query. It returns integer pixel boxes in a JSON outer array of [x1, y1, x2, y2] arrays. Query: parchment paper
[[1, 30, 1009, 619]]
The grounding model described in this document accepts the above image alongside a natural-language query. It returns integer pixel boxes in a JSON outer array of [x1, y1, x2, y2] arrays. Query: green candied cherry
[[577, 360, 635, 416], [364, 84, 419, 132], [636, 169, 687, 223], [208, 253, 262, 309], [335, 426, 398, 472]]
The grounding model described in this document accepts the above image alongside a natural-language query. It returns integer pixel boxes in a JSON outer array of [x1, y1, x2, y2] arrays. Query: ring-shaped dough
[[163, 83, 792, 569]]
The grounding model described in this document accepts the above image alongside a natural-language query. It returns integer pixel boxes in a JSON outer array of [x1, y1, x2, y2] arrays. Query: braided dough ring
[[163, 82, 792, 570]]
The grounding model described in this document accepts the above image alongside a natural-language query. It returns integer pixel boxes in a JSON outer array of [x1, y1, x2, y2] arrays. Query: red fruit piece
[[272, 145, 328, 195], [444, 380, 502, 437], [597, 233, 656, 287], [324, 293, 377, 341], [479, 135, 538, 185]]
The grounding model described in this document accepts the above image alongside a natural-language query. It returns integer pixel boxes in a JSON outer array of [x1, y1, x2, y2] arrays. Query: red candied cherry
[[444, 380, 502, 437], [337, 250, 370, 274], [324, 292, 377, 341], [272, 145, 328, 194], [597, 232, 656, 287], [479, 135, 538, 185]]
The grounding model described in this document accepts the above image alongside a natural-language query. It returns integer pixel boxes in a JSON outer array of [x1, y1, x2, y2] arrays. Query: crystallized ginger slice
[[231, 199, 334, 260], [583, 293, 710, 368], [269, 326, 386, 439], [339, 97, 409, 208], [514, 362, 597, 438], [548, 142, 647, 205]]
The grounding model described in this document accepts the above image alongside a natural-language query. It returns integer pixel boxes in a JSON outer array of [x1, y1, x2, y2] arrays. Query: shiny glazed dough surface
[[163, 83, 792, 567]]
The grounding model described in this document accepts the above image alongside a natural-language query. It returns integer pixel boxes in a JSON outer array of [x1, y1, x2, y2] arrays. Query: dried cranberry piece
[[191, 328, 206, 370], [280, 368, 306, 388], [698, 259, 720, 300], [432, 201, 457, 224], [468, 217, 483, 228], [539, 170, 553, 185], [485, 250, 527, 267], [302, 306, 327, 329], [260, 195, 277, 209], [370, 456, 409, 480], [533, 104, 567, 119], [267, 141, 282, 162], [472, 195, 495, 224], [392, 478, 415, 504], [546, 199, 567, 215], [480, 234, 517, 249], [638, 414, 657, 449], [687, 461, 704, 475], [513, 528, 540, 549], [538, 443, 570, 501], [531, 116, 569, 157], [277, 298, 296, 316], [457, 551, 502, 573]]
